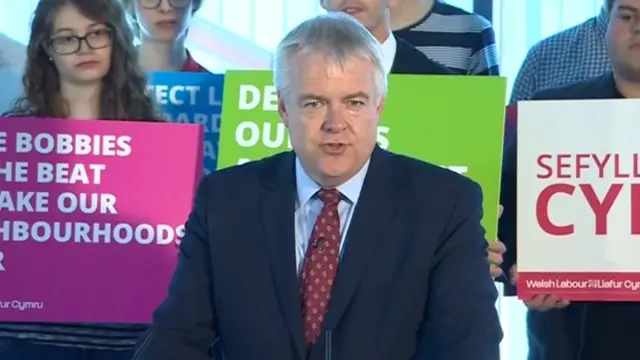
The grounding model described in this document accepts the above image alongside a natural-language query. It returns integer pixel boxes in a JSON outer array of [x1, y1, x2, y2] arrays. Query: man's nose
[[324, 106, 347, 132]]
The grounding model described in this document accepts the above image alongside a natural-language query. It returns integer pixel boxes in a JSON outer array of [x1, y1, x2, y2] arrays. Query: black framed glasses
[[47, 28, 113, 55], [139, 0, 191, 9]]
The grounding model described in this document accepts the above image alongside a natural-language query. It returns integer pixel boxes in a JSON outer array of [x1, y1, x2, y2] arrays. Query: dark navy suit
[[134, 147, 501, 360]]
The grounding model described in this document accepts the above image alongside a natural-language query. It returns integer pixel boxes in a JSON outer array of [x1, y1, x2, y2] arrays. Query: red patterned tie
[[299, 188, 342, 347]]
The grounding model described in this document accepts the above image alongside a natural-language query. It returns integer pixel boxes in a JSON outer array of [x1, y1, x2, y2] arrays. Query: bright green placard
[[218, 70, 506, 238]]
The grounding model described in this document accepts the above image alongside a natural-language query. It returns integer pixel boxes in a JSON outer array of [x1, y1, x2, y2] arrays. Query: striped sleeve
[[469, 23, 499, 75]]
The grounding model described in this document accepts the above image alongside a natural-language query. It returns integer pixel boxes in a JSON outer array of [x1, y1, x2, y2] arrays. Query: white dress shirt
[[379, 32, 397, 74]]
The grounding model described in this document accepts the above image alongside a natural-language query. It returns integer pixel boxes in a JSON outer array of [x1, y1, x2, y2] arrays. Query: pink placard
[[0, 117, 203, 323]]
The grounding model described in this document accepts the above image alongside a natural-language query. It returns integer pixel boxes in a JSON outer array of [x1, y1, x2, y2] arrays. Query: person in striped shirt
[[0, 0, 163, 358], [390, 0, 500, 75]]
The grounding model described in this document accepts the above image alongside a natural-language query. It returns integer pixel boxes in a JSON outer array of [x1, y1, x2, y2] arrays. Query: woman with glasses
[[123, 0, 207, 72], [0, 0, 161, 358]]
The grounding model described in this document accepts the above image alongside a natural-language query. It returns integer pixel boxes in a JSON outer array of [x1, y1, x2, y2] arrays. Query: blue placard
[[147, 72, 223, 174]]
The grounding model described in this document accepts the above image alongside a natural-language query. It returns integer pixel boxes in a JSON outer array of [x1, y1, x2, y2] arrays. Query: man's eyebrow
[[342, 91, 370, 100], [298, 93, 329, 102], [296, 92, 370, 102]]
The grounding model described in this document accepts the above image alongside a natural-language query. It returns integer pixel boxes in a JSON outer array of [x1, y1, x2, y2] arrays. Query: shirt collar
[[596, 4, 609, 36], [295, 157, 369, 208], [379, 32, 397, 75]]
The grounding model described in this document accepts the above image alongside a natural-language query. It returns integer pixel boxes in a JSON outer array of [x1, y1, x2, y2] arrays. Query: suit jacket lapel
[[390, 40, 404, 74], [325, 147, 398, 330], [259, 152, 305, 359]]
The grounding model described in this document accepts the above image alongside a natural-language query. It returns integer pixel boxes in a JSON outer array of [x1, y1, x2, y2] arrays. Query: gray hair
[[273, 12, 388, 97]]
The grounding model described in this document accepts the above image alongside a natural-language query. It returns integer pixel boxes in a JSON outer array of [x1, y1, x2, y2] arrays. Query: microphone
[[312, 237, 326, 252], [325, 329, 332, 360]]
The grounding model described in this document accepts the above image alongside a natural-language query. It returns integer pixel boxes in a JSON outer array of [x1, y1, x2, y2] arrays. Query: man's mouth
[[321, 143, 348, 154]]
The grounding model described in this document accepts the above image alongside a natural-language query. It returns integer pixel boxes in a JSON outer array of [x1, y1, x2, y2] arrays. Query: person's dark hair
[[606, 0, 615, 13], [13, 0, 163, 121], [122, 0, 204, 34]]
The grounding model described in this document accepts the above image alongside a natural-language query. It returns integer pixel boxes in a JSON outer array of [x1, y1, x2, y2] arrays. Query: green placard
[[218, 70, 506, 238]]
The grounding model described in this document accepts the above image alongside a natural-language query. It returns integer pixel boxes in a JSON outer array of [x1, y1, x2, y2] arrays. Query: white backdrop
[[0, 0, 605, 358]]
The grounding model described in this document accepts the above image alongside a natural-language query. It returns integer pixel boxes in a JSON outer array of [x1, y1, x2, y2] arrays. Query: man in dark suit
[[321, 0, 454, 75], [500, 0, 640, 359], [133, 12, 501, 360]]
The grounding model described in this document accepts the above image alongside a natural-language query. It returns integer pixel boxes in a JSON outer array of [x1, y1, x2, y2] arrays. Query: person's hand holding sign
[[488, 205, 507, 278], [509, 264, 571, 311]]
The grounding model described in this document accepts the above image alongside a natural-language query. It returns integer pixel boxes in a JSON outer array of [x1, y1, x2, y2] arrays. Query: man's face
[[278, 55, 384, 187], [135, 0, 193, 42], [321, 0, 394, 31], [607, 0, 640, 79]]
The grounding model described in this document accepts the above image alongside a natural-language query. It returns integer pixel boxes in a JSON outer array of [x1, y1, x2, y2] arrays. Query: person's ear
[[41, 44, 53, 61], [376, 95, 386, 116], [278, 91, 290, 127]]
